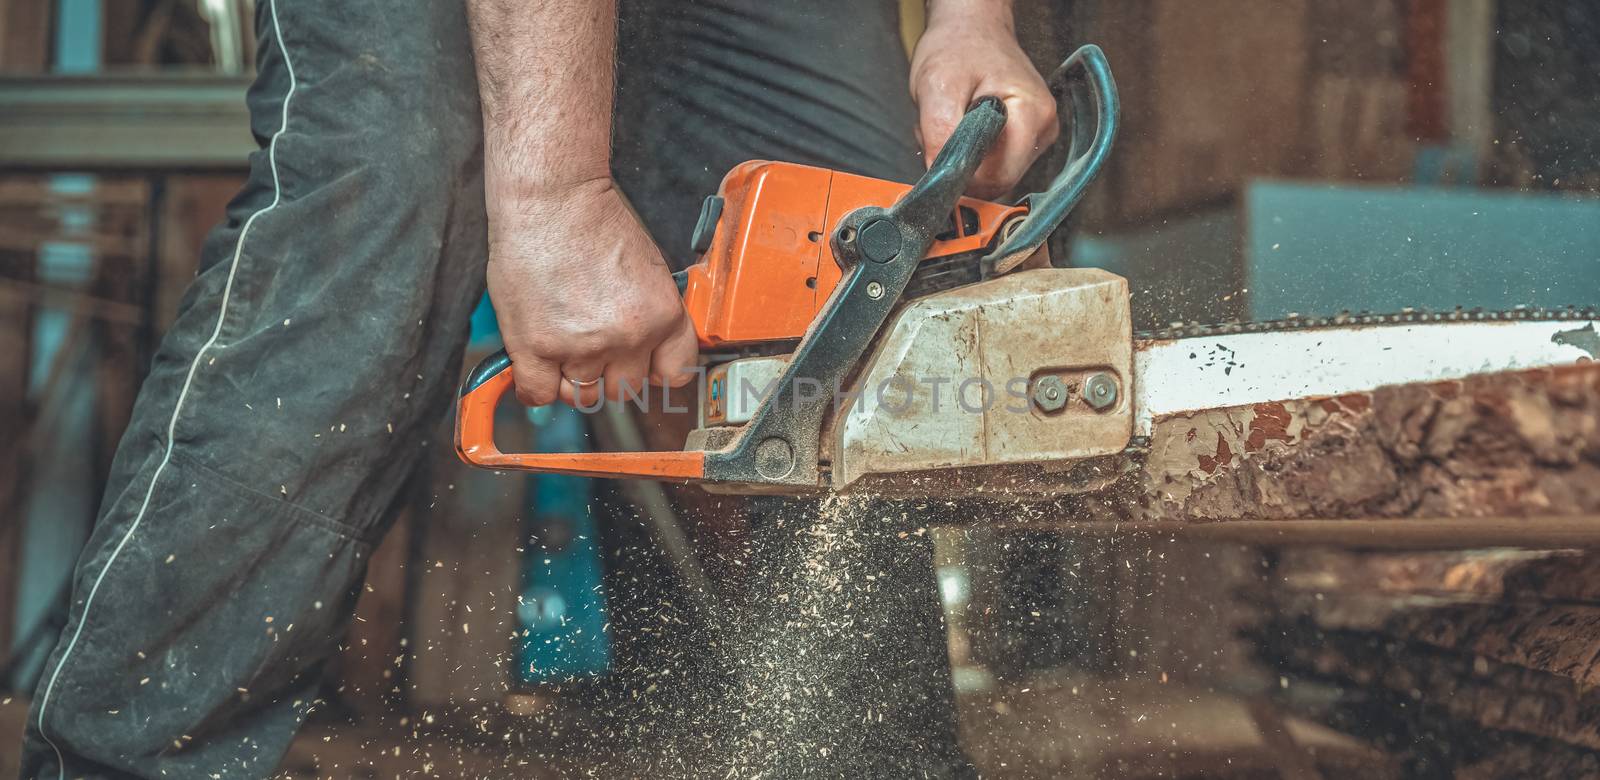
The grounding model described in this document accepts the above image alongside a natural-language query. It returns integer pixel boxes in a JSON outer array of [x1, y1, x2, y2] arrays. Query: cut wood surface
[[1106, 363, 1600, 523]]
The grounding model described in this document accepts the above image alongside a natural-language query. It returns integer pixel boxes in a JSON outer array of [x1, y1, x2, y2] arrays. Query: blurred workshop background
[[3, 0, 1600, 777]]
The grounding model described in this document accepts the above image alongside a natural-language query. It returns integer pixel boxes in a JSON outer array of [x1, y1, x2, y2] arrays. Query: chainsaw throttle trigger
[[982, 44, 1119, 276], [455, 349, 707, 480]]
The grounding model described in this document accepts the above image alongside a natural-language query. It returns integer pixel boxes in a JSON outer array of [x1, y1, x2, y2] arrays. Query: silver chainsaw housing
[[687, 268, 1135, 498], [827, 267, 1134, 495]]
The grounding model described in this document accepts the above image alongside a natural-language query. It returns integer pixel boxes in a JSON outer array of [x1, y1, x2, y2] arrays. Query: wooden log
[[1102, 363, 1600, 523], [1245, 547, 1600, 773], [1254, 622, 1600, 777], [1128, 362, 1600, 772]]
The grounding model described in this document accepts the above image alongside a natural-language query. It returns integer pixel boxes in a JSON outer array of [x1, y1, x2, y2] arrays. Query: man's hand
[[486, 180, 698, 408], [910, 0, 1059, 199], [468, 0, 698, 408]]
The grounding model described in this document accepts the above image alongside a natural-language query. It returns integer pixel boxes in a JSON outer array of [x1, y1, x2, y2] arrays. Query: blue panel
[[55, 0, 101, 73], [516, 404, 611, 682], [1246, 181, 1600, 320], [468, 295, 612, 682], [467, 294, 501, 349]]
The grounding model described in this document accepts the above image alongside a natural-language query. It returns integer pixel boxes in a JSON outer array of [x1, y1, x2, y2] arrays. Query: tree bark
[[1093, 363, 1600, 524], [1245, 547, 1600, 776]]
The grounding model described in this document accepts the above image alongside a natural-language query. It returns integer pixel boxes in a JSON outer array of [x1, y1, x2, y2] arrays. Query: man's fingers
[[650, 316, 700, 389], [970, 96, 1059, 199], [917, 88, 967, 169], [603, 354, 652, 403], [969, 134, 1035, 199], [557, 359, 606, 409], [918, 78, 1060, 198], [510, 353, 563, 407]]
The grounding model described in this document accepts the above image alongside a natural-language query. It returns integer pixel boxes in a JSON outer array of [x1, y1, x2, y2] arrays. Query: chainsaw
[[456, 45, 1600, 499]]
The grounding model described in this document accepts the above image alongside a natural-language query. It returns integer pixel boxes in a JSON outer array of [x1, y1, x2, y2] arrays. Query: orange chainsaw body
[[455, 44, 1121, 486], [680, 161, 1026, 348]]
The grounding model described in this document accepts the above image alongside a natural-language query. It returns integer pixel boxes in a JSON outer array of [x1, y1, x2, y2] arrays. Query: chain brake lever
[[982, 44, 1119, 277]]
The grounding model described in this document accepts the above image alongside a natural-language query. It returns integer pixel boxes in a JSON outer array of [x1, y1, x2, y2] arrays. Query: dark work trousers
[[20, 1, 964, 778]]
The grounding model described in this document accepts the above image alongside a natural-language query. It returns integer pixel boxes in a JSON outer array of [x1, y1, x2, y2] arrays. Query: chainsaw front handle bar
[[983, 44, 1119, 276], [456, 92, 1013, 481], [897, 95, 1009, 240]]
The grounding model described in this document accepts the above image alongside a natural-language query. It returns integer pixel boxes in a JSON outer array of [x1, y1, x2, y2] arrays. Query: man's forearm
[[466, 0, 617, 205], [926, 0, 1015, 30]]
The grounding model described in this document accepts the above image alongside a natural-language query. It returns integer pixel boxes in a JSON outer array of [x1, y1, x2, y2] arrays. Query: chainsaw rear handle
[[455, 350, 706, 479], [456, 97, 1011, 482], [983, 43, 1119, 275]]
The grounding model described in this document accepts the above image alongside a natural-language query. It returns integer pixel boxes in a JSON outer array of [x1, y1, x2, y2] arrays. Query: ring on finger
[[563, 375, 601, 388]]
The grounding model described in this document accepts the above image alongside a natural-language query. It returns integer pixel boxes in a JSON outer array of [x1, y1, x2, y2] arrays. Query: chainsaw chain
[[1134, 305, 1600, 341], [905, 253, 1598, 341]]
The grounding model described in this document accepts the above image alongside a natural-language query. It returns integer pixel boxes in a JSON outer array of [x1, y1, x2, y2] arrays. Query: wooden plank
[[1075, 0, 1423, 229], [88, 177, 150, 488], [0, 695, 26, 777], [1248, 547, 1600, 772], [0, 20, 57, 651], [997, 516, 1600, 551], [1446, 0, 1497, 160], [0, 75, 255, 171], [1079, 0, 1312, 229], [154, 175, 241, 336], [0, 177, 151, 204], [978, 364, 1600, 545], [0, 174, 39, 660], [0, 278, 144, 325], [0, 0, 52, 72], [100, 0, 146, 67], [1404, 0, 1450, 142]]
